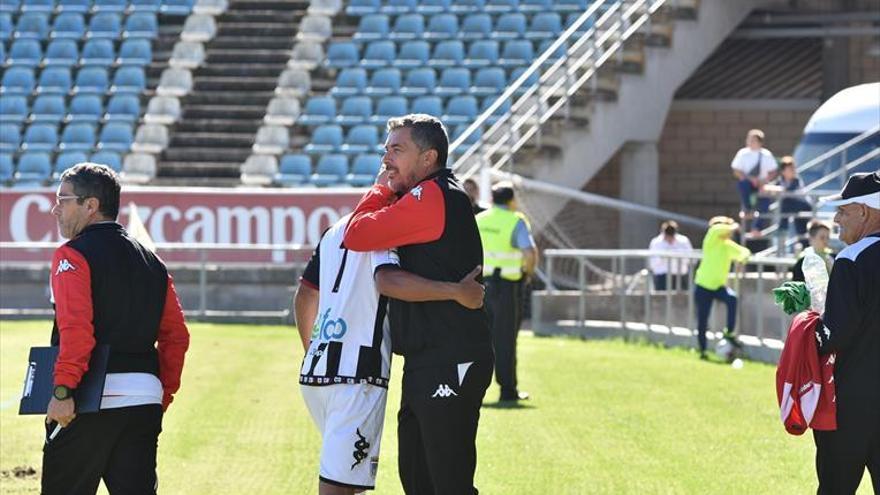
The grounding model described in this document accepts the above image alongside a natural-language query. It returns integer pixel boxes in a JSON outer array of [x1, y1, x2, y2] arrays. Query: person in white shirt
[[730, 129, 778, 237], [648, 220, 694, 291]]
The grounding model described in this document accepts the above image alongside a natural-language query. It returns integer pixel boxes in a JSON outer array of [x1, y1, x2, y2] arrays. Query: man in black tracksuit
[[814, 172, 880, 494], [343, 114, 493, 494]]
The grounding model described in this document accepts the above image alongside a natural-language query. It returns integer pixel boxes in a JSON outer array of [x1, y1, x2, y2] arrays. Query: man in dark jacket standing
[[343, 114, 493, 495], [43, 163, 190, 495], [814, 172, 880, 494]]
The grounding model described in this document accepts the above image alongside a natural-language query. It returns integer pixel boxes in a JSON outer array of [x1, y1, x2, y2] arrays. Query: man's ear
[[422, 149, 438, 169], [85, 197, 101, 216]]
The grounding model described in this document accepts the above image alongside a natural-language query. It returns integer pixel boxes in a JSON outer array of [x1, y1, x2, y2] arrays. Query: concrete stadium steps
[[157, 0, 308, 183], [147, 20, 187, 93]]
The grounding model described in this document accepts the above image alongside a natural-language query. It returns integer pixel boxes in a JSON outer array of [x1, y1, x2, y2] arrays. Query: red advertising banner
[[0, 186, 364, 263]]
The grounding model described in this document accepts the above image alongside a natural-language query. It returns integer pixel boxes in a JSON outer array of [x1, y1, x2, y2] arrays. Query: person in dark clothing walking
[[43, 163, 189, 495], [343, 114, 493, 495], [813, 172, 880, 494], [476, 183, 537, 402]]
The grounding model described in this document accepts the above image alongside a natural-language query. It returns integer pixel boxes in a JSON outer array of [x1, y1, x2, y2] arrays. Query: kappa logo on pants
[[431, 384, 458, 398]]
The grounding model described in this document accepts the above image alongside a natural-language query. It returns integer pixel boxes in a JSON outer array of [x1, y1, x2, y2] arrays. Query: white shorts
[[301, 384, 387, 491]]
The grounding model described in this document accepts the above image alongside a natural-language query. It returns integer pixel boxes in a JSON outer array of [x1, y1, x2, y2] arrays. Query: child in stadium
[[693, 216, 751, 359]]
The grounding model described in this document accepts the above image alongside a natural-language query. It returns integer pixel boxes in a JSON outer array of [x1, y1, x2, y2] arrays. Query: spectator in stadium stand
[[692, 216, 751, 360], [790, 219, 834, 283], [342, 114, 494, 495], [463, 177, 486, 214], [730, 129, 778, 237], [647, 220, 693, 291], [293, 213, 483, 494], [764, 156, 813, 239], [43, 163, 190, 494], [476, 182, 537, 402], [812, 172, 880, 494]]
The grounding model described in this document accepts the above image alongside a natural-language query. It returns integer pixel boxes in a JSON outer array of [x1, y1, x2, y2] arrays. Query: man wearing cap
[[813, 171, 880, 494]]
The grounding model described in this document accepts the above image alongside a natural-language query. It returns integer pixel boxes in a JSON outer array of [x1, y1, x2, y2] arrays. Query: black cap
[[820, 172, 880, 209]]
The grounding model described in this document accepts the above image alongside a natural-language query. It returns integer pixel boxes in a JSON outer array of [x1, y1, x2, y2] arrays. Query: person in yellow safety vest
[[476, 182, 538, 402]]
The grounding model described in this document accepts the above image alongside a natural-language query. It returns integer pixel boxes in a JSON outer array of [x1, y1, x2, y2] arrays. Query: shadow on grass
[[482, 401, 537, 410]]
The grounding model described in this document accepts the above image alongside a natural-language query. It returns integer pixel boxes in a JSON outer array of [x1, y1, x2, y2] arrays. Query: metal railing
[[450, 0, 670, 180]]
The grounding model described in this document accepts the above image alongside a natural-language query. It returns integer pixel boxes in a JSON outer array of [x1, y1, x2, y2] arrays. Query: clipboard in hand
[[19, 345, 110, 415]]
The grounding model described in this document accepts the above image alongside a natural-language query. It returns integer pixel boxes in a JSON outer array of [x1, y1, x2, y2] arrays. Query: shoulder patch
[[836, 236, 880, 262], [55, 259, 77, 276], [410, 185, 423, 201]]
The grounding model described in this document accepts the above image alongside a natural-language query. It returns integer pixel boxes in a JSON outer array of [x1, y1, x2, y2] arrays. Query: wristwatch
[[53, 385, 74, 401]]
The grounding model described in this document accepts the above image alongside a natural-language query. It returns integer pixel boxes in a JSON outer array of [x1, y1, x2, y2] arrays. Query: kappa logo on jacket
[[410, 185, 423, 201], [431, 384, 458, 398], [55, 259, 76, 276]]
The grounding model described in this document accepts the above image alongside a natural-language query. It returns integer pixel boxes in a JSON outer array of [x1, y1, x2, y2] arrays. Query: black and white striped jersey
[[299, 213, 397, 388]]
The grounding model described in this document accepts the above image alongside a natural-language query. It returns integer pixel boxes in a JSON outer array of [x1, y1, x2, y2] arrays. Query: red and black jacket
[[51, 222, 189, 408], [344, 168, 493, 370]]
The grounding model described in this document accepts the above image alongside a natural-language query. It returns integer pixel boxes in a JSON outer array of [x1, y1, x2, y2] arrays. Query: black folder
[[19, 345, 110, 415]]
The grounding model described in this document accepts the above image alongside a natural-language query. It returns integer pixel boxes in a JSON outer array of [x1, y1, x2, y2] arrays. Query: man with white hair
[[813, 171, 880, 494]]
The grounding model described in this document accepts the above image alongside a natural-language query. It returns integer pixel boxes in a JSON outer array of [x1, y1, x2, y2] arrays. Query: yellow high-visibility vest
[[476, 206, 527, 281]]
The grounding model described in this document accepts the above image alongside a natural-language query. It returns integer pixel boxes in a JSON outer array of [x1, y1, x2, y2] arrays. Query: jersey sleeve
[[157, 275, 190, 410], [371, 248, 400, 274], [343, 182, 446, 251], [300, 238, 322, 290], [511, 219, 536, 250], [819, 259, 864, 354], [51, 245, 96, 389]]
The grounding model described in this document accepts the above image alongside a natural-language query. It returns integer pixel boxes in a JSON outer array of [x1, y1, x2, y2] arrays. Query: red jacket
[[775, 311, 836, 435]]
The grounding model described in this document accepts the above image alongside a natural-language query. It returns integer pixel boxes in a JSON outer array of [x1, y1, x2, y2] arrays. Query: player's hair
[[491, 182, 515, 205], [661, 220, 679, 237], [60, 162, 121, 220], [387, 114, 449, 169], [746, 129, 765, 143], [807, 219, 831, 238], [780, 155, 796, 171]]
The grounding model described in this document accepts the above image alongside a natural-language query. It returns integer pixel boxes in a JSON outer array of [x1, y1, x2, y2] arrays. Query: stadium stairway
[[155, 0, 309, 185]]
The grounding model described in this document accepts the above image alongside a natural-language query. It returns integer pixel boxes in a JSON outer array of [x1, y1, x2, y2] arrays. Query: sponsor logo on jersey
[[311, 308, 348, 340], [351, 428, 370, 470], [431, 384, 458, 398]]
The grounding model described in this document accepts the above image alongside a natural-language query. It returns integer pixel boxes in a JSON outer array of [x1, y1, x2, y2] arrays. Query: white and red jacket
[[775, 311, 836, 435]]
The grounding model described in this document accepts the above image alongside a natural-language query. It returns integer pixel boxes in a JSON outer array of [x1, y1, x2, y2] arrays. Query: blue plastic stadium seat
[[364, 68, 401, 97], [0, 0, 20, 13], [347, 153, 381, 186], [51, 13, 87, 40], [55, 151, 88, 176], [565, 12, 595, 35], [416, 0, 451, 15], [330, 68, 367, 97], [124, 13, 159, 39], [371, 96, 408, 125], [463, 40, 499, 69], [410, 96, 443, 117], [21, 0, 54, 11], [394, 40, 429, 71], [311, 154, 349, 187], [1, 67, 36, 95], [326, 41, 360, 69], [161, 0, 194, 16], [352, 14, 389, 43], [428, 40, 464, 69], [0, 95, 28, 124], [341, 125, 379, 155], [537, 39, 568, 66], [492, 13, 526, 41], [74, 67, 110, 94], [346, 0, 380, 16], [380, 0, 416, 15], [336, 96, 372, 127], [117, 39, 152, 66], [8, 39, 43, 67], [97, 122, 133, 152], [443, 95, 478, 126], [15, 12, 50, 40], [60, 122, 97, 152], [93, 0, 128, 13], [16, 152, 52, 183], [36, 67, 73, 95], [0, 124, 22, 152], [390, 14, 424, 41], [499, 40, 534, 68], [519, 0, 551, 13], [0, 153, 13, 183], [130, 0, 161, 12], [298, 96, 337, 126], [449, 0, 485, 14], [44, 39, 80, 67], [22, 124, 59, 152], [57, 0, 93, 13], [472, 67, 506, 97], [400, 68, 436, 97], [481, 96, 512, 125], [435, 68, 471, 98], [275, 153, 312, 186], [460, 13, 491, 40], [0, 14, 12, 41], [31, 95, 68, 124], [303, 124, 343, 154], [555, 0, 587, 12], [485, 0, 519, 14], [89, 150, 122, 170], [104, 95, 141, 123], [87, 12, 121, 39], [111, 66, 147, 94], [510, 66, 539, 94], [67, 94, 104, 124], [360, 40, 395, 70], [80, 39, 116, 66], [527, 12, 563, 40], [424, 14, 458, 41], [451, 124, 482, 148]]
